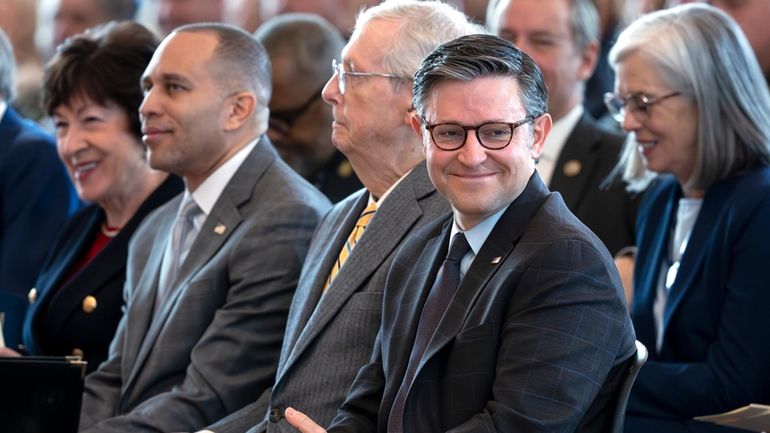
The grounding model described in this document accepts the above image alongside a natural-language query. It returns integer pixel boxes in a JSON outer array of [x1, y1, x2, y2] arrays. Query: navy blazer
[[21, 176, 182, 371], [626, 166, 770, 433], [0, 107, 79, 349], [328, 174, 636, 433], [549, 113, 640, 255]]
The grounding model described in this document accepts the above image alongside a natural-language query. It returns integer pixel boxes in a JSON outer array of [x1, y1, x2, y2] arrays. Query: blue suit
[[0, 107, 79, 349], [626, 166, 770, 433]]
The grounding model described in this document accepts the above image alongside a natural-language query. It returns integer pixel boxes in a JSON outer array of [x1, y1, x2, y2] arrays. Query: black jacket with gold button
[[21, 176, 182, 372]]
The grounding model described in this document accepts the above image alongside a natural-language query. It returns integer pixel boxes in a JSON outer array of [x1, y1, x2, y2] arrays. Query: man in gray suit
[[79, 23, 330, 433], [201, 2, 477, 432], [287, 34, 636, 433]]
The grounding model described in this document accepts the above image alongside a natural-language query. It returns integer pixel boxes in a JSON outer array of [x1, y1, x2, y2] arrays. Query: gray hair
[[352, 0, 482, 84], [413, 33, 548, 120], [609, 3, 770, 192], [175, 23, 272, 109], [487, 0, 599, 52], [0, 29, 16, 102]]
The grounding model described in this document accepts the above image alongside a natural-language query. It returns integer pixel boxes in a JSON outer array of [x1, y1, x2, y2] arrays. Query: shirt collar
[[450, 204, 509, 256], [189, 137, 259, 215], [0, 100, 7, 120]]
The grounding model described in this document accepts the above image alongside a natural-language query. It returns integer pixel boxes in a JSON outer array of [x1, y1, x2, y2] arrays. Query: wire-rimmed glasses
[[603, 91, 681, 123], [331, 59, 403, 94]]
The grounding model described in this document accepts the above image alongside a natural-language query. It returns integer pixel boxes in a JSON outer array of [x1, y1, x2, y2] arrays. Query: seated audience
[[78, 23, 329, 433], [155, 0, 224, 35], [286, 33, 636, 433], [199, 2, 472, 432], [604, 4, 770, 432], [255, 13, 363, 203], [489, 0, 640, 255], [0, 28, 78, 350], [2, 21, 182, 371]]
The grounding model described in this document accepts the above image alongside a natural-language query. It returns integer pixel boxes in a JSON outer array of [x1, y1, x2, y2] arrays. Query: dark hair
[[43, 20, 158, 140], [413, 33, 548, 119], [175, 23, 272, 106]]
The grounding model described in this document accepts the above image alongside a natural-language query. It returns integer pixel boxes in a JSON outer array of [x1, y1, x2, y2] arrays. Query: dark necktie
[[387, 232, 471, 433]]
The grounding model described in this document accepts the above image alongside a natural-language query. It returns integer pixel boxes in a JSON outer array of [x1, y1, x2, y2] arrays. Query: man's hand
[[285, 407, 327, 433]]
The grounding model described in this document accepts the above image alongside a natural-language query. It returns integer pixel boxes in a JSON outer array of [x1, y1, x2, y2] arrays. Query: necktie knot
[[446, 232, 470, 262]]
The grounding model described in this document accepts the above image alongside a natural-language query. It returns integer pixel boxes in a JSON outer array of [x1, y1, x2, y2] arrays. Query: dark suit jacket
[[207, 163, 450, 433], [328, 173, 636, 433], [21, 176, 182, 371], [0, 107, 79, 349], [79, 138, 330, 433], [549, 113, 640, 255], [626, 166, 770, 433]]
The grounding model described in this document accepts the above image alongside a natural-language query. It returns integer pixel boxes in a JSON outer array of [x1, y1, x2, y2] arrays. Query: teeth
[[76, 162, 97, 174]]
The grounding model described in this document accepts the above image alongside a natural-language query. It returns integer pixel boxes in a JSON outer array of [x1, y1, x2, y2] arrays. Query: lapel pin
[[491, 256, 502, 264], [563, 160, 582, 177], [214, 224, 226, 235]]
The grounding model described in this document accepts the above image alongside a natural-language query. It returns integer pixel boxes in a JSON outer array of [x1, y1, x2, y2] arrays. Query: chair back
[[608, 340, 648, 433]]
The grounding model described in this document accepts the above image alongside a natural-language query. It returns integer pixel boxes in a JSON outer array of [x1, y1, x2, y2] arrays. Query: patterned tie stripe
[[324, 202, 378, 292]]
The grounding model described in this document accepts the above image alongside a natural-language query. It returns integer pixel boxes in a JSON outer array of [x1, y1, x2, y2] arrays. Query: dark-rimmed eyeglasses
[[268, 87, 324, 135], [331, 59, 403, 95], [603, 91, 681, 123], [424, 116, 536, 151]]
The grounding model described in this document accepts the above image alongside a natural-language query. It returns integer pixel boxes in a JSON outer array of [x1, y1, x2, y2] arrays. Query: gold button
[[72, 348, 84, 358], [28, 288, 37, 304], [562, 160, 582, 177], [82, 295, 97, 313]]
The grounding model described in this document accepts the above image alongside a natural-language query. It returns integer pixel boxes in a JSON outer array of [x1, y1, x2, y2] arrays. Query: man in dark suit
[[286, 34, 636, 433], [0, 29, 78, 350], [489, 0, 639, 255], [199, 2, 477, 432], [79, 24, 330, 433]]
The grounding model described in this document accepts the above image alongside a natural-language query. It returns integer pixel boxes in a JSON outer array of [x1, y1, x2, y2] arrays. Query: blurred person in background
[[0, 0, 45, 120], [709, 0, 770, 81], [155, 0, 224, 35], [606, 4, 770, 431], [0, 28, 78, 351], [255, 13, 362, 203], [489, 0, 640, 256], [0, 21, 182, 372]]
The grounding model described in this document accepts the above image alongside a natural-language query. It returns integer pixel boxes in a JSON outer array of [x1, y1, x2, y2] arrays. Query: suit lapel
[[417, 174, 551, 375], [125, 138, 275, 389], [549, 114, 600, 211], [280, 164, 436, 381], [661, 177, 733, 341], [632, 181, 678, 350], [277, 193, 366, 377]]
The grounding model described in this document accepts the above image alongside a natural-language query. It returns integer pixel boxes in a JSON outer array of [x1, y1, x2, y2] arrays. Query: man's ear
[[530, 113, 552, 159], [409, 111, 427, 148], [224, 91, 257, 131]]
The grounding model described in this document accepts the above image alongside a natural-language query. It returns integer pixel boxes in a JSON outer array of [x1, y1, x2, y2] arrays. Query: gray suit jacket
[[207, 163, 450, 433], [79, 137, 330, 433]]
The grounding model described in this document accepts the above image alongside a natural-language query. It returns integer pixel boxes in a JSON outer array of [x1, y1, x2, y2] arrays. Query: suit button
[[72, 348, 84, 358], [82, 296, 97, 313], [28, 288, 37, 304], [269, 407, 281, 423]]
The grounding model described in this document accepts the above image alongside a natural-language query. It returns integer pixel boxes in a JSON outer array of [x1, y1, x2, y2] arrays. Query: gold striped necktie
[[324, 202, 378, 292]]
